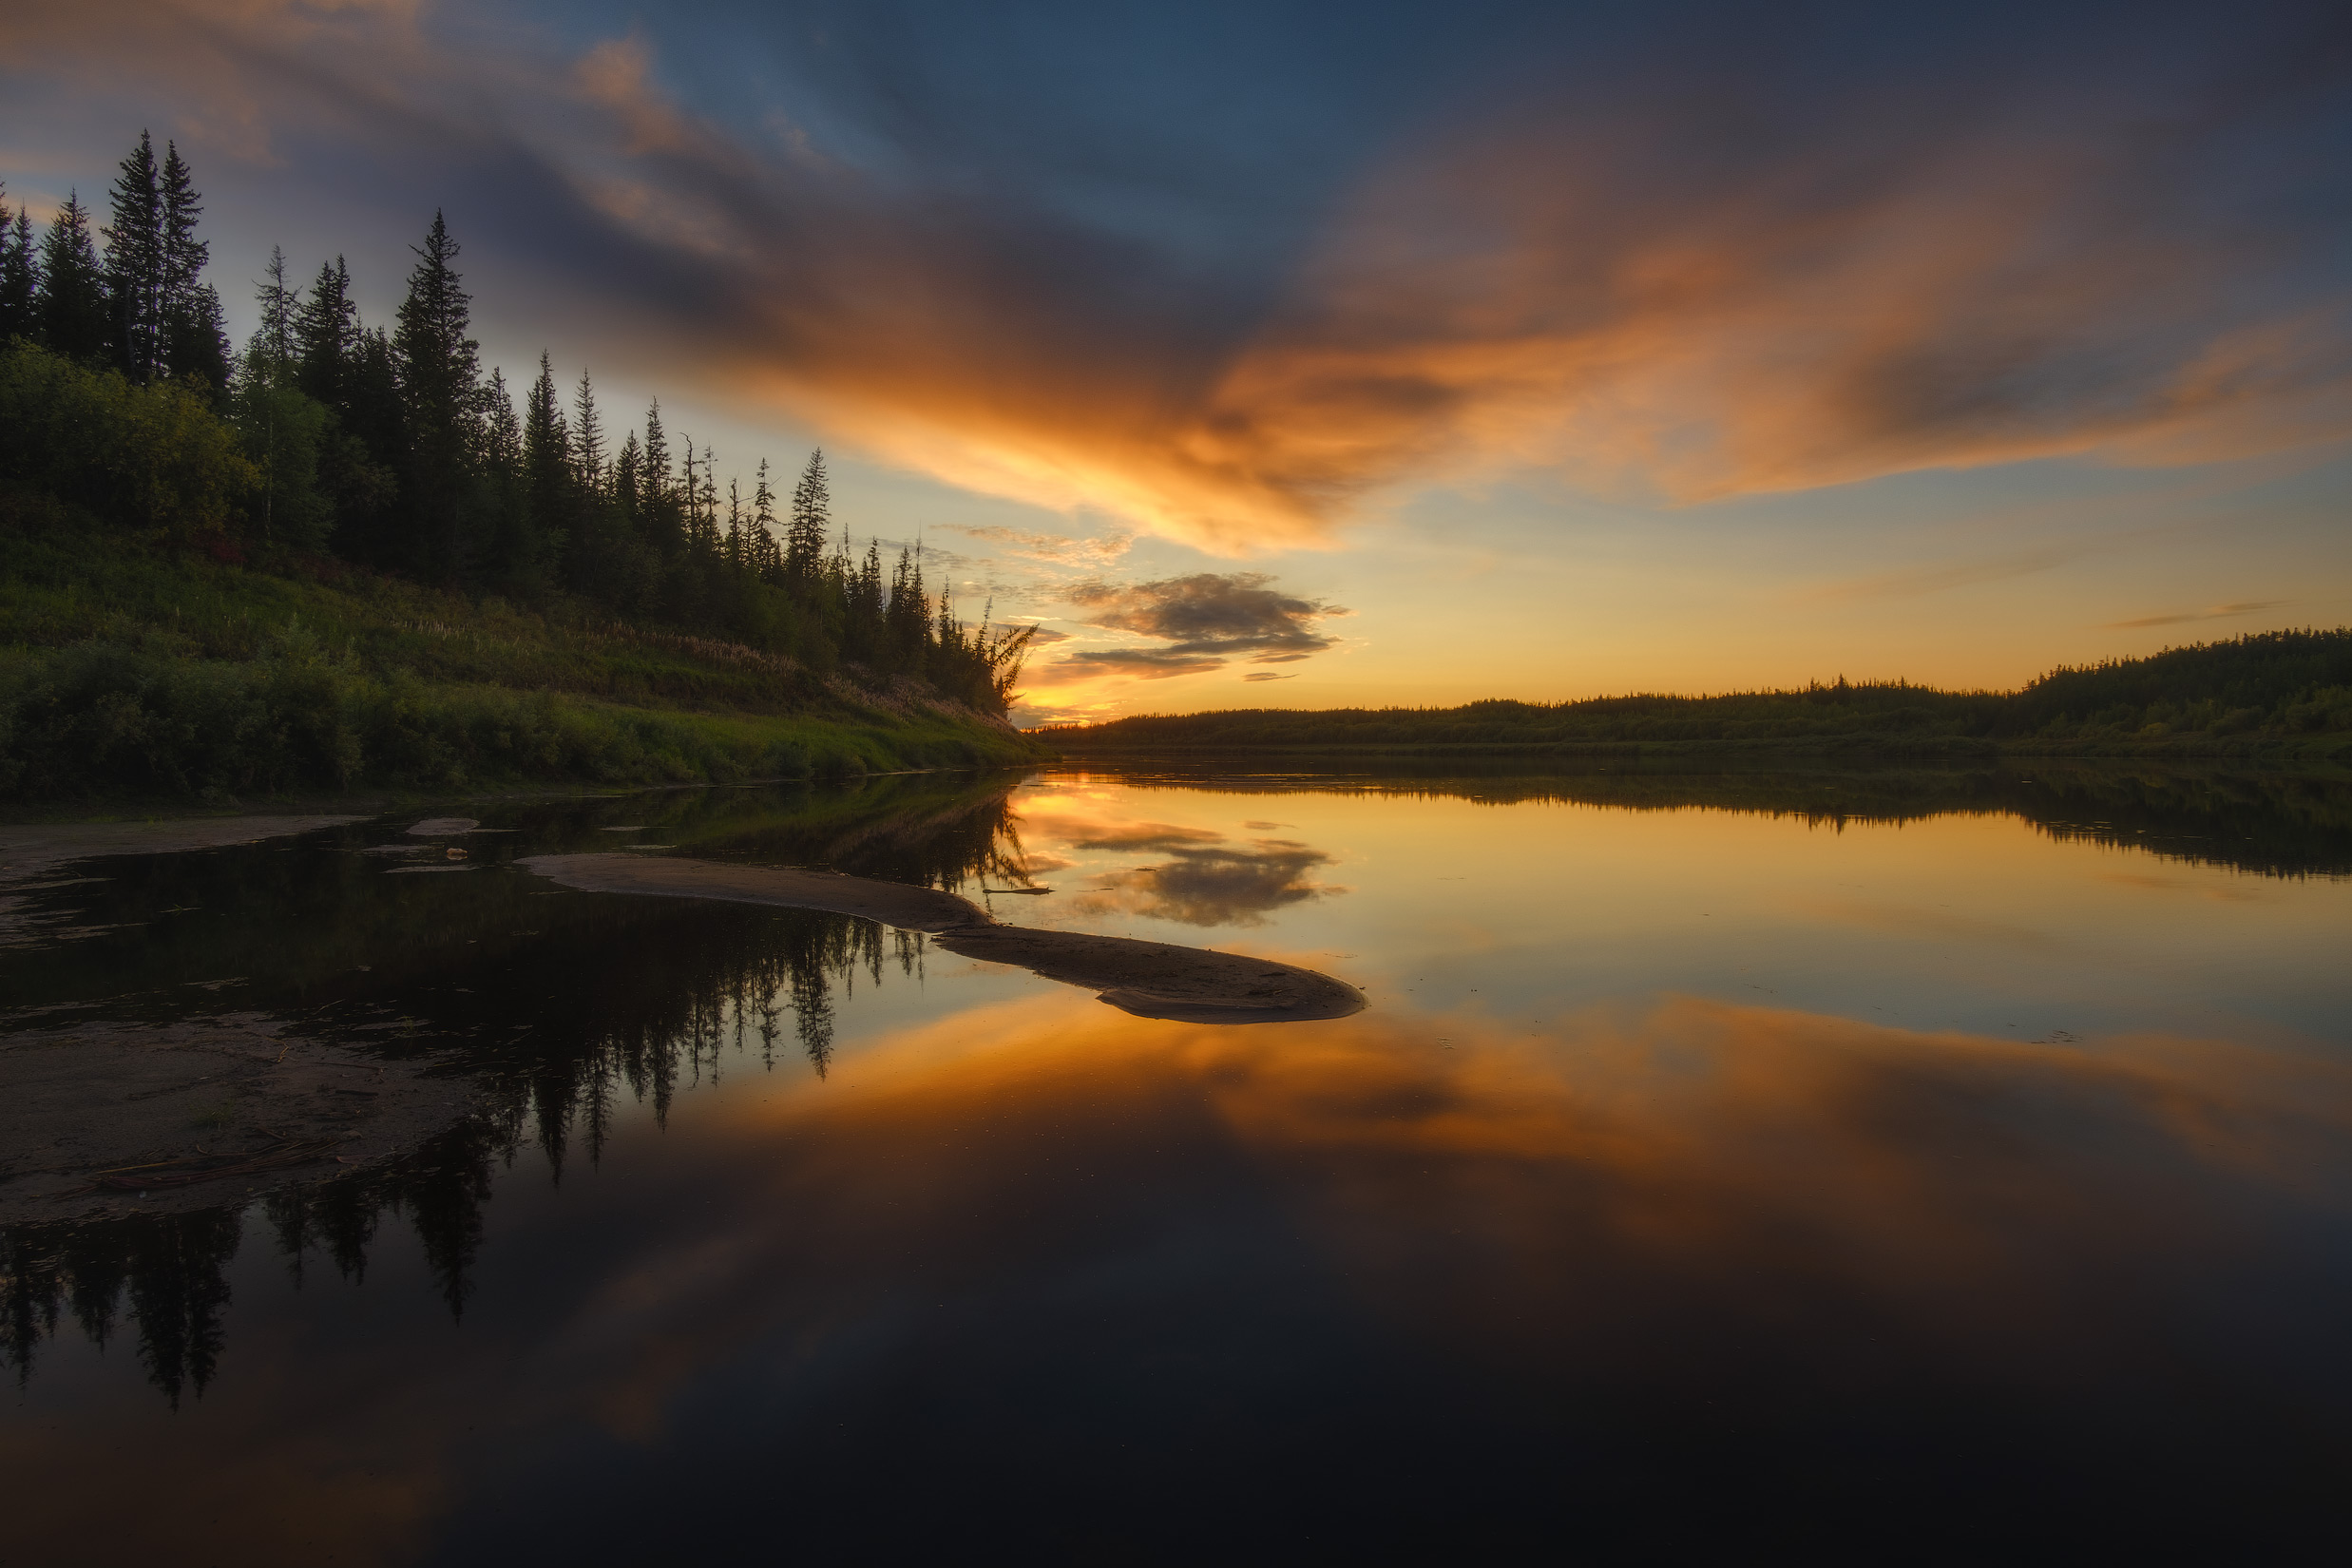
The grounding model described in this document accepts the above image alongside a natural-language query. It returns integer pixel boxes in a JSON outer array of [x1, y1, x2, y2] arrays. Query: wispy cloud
[[9, 3, 2347, 549], [939, 526, 1133, 571], [2104, 600, 2287, 629]]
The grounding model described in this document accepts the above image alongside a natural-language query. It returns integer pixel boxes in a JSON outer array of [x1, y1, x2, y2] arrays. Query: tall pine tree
[[787, 449, 830, 588], [392, 211, 484, 580], [571, 371, 605, 494], [156, 143, 228, 389], [294, 257, 358, 411], [248, 245, 296, 377], [522, 352, 571, 569], [37, 194, 109, 362], [0, 201, 37, 343], [101, 131, 163, 380]]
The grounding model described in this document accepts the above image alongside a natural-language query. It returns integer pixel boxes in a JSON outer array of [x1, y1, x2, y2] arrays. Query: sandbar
[[520, 853, 1367, 1024]]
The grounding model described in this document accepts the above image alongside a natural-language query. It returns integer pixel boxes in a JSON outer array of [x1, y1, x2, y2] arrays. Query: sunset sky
[[5, 1, 2348, 722]]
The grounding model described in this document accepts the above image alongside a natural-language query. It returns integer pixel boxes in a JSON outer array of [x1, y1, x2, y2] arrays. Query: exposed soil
[[520, 852, 1367, 1023], [0, 1014, 486, 1226]]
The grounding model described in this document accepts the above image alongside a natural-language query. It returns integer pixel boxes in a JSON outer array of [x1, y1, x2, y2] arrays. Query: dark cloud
[[1067, 572, 1346, 657], [1034, 649, 1227, 683], [1031, 571, 1347, 684], [1242, 672, 1299, 682], [8, 1, 2348, 543]]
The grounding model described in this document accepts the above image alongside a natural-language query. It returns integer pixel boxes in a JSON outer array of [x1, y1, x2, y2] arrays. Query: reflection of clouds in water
[[1070, 840, 1342, 927], [18, 992, 2352, 1562], [1009, 795, 1341, 926], [522, 996, 2352, 1437]]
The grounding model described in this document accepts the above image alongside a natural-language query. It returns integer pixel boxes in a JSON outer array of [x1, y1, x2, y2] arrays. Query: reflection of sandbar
[[519, 853, 1366, 1024]]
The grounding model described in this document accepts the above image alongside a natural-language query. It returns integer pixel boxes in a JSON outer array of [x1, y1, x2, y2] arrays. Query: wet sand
[[0, 1016, 483, 1226], [0, 814, 466, 1225], [0, 814, 366, 947], [521, 853, 1367, 1024]]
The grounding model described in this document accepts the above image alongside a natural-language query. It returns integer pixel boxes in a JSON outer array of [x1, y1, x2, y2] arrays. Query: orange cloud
[[10, 6, 2346, 556]]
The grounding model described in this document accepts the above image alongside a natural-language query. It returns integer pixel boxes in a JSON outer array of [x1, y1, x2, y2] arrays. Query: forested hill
[[1, 131, 1050, 801], [1044, 630, 2352, 760]]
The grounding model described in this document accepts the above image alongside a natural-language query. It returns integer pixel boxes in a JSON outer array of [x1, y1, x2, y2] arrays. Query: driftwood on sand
[[520, 853, 1367, 1024]]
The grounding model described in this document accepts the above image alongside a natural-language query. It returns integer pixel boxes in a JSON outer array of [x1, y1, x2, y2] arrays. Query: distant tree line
[[0, 133, 1031, 712], [1045, 630, 2352, 755]]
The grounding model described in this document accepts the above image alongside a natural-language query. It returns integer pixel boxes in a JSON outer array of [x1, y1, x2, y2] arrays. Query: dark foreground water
[[5, 763, 2352, 1564]]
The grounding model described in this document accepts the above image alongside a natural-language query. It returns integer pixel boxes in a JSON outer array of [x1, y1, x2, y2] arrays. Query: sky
[[4, 0, 2349, 722]]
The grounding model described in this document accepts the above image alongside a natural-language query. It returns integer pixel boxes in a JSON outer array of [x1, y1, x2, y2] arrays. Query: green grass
[[1, 524, 1052, 803]]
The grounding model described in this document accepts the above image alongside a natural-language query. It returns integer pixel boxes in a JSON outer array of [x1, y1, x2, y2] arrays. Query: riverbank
[[1, 529, 1054, 803]]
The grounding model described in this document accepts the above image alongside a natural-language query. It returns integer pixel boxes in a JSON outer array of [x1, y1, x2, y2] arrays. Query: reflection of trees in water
[[1117, 764, 2352, 879], [0, 904, 926, 1402], [0, 1208, 241, 1409], [620, 769, 1041, 892]]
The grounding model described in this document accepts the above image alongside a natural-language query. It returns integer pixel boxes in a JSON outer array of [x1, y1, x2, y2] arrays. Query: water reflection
[[1078, 759, 2352, 878], [1, 897, 926, 1398], [10, 989, 2352, 1558], [5, 760, 2350, 1561], [1068, 838, 1340, 927]]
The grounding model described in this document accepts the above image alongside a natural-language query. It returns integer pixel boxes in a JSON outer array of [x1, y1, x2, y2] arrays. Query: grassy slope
[[1043, 631, 2352, 762], [0, 527, 1052, 802]]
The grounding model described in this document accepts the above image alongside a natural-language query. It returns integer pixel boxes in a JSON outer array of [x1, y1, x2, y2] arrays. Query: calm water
[[6, 764, 2352, 1563]]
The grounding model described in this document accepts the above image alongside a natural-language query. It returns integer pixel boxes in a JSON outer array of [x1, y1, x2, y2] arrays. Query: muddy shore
[[0, 814, 482, 1226]]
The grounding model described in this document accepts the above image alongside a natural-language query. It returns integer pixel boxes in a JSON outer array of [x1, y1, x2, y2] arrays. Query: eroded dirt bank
[[520, 852, 1367, 1024]]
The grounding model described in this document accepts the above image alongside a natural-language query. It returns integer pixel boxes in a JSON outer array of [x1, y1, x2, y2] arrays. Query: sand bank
[[521, 853, 1366, 1024]]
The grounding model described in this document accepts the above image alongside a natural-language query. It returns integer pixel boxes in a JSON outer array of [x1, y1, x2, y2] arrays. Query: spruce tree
[[248, 245, 296, 378], [294, 257, 357, 410], [572, 370, 605, 494], [483, 367, 525, 471], [641, 398, 670, 503], [700, 444, 718, 545], [392, 211, 485, 580], [614, 431, 642, 520], [37, 193, 109, 362], [753, 458, 781, 580], [101, 131, 163, 379], [481, 366, 544, 592], [156, 142, 228, 389], [523, 353, 571, 558], [787, 449, 830, 587], [0, 203, 37, 343], [637, 398, 680, 560]]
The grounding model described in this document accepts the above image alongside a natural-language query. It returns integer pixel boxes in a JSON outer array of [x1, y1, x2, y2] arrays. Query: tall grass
[[0, 526, 1048, 802]]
